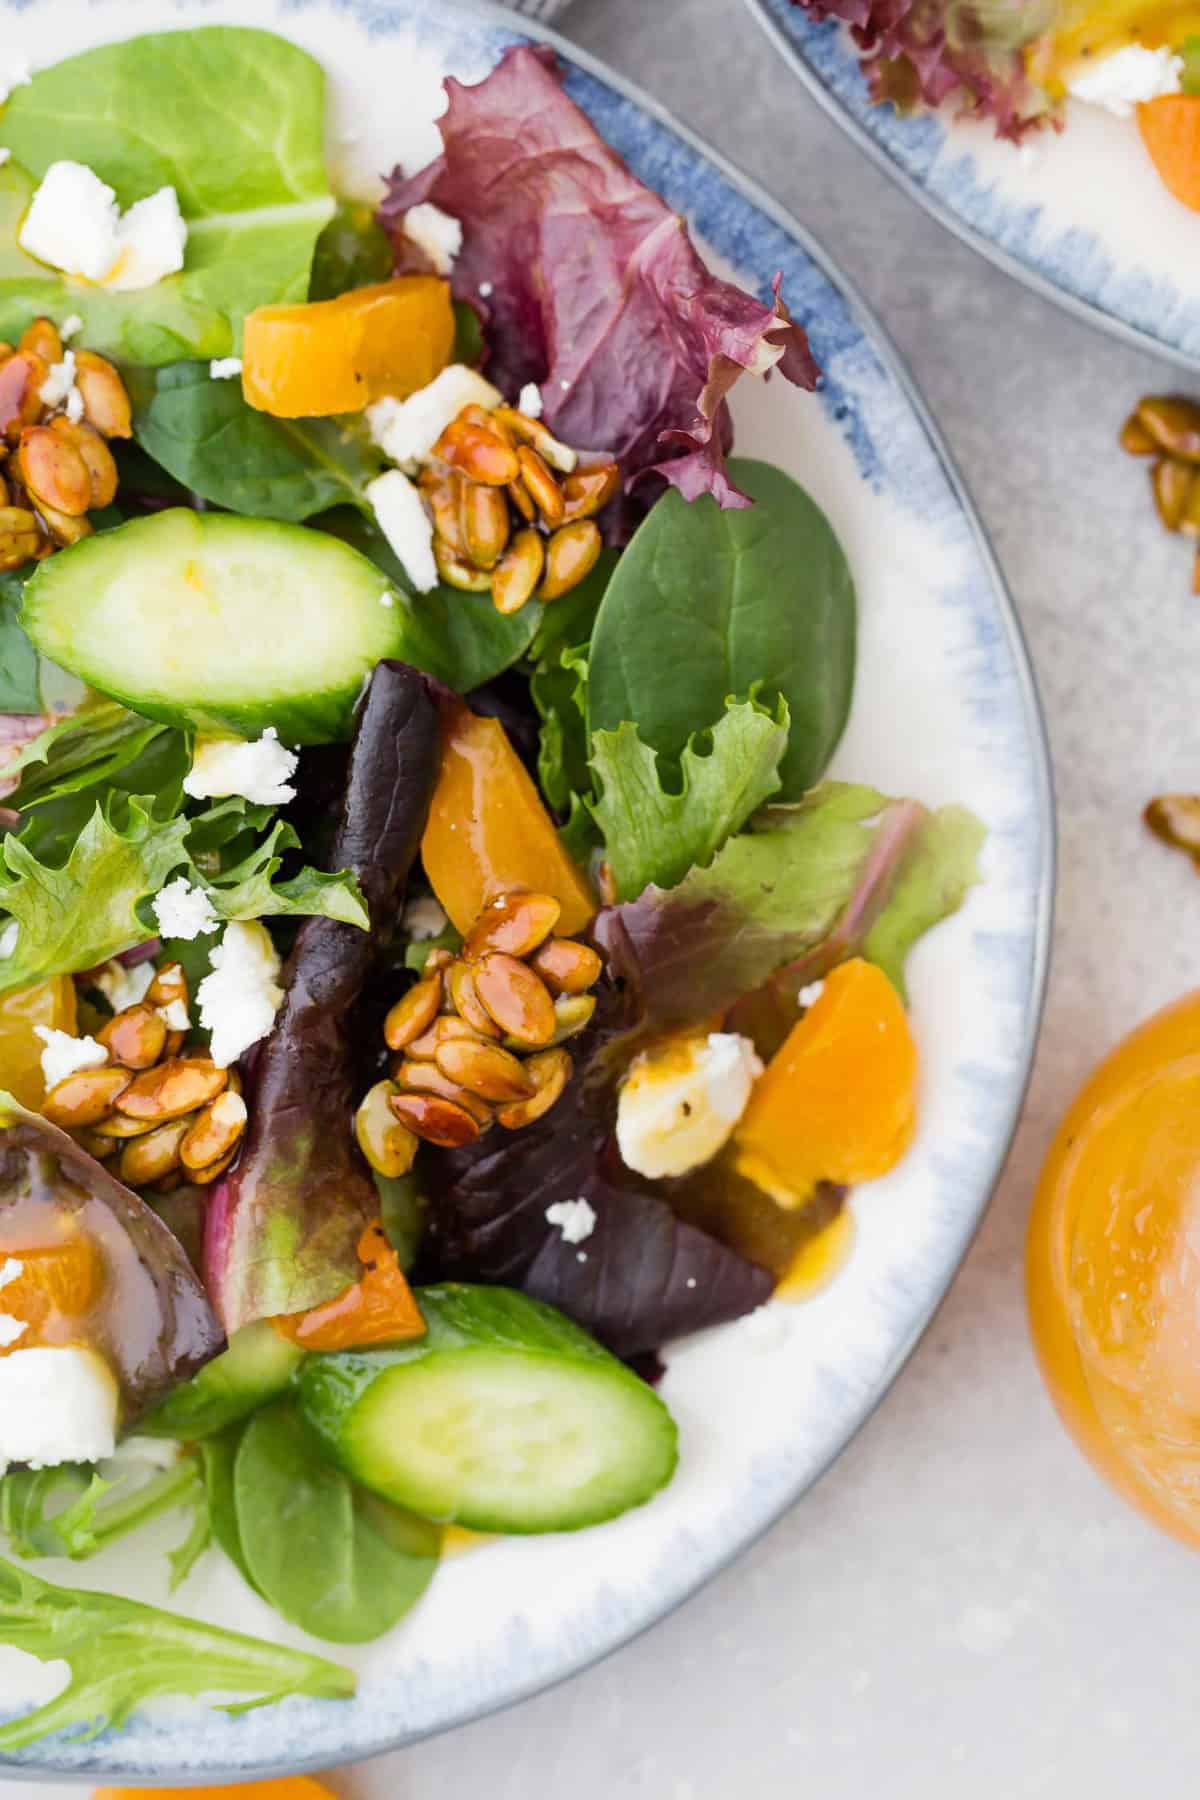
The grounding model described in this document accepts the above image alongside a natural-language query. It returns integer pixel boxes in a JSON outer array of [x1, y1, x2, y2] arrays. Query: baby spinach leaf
[[0, 574, 39, 714], [310, 200, 393, 301], [233, 1400, 440, 1644], [0, 28, 335, 363], [589, 696, 788, 900], [0, 1553, 354, 1750], [322, 509, 539, 691], [129, 362, 385, 522], [587, 459, 856, 799]]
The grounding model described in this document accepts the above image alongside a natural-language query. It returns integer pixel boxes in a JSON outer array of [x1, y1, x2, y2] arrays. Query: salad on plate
[[786, 0, 1200, 211], [0, 25, 984, 1747]]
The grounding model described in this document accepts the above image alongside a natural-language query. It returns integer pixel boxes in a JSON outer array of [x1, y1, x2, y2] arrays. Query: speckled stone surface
[[39, 2, 1200, 1796]]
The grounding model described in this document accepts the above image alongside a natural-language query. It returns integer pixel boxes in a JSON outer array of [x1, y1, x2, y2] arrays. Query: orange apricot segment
[[0, 1234, 103, 1347], [421, 703, 596, 937], [732, 957, 917, 1208], [1138, 94, 1200, 213], [93, 1779, 340, 1800], [273, 1221, 424, 1352], [0, 974, 77, 1109], [241, 276, 454, 417]]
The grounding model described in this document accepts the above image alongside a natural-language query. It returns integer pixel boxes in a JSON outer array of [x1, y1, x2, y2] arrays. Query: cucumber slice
[[21, 509, 404, 743], [141, 1321, 305, 1440], [298, 1285, 678, 1533]]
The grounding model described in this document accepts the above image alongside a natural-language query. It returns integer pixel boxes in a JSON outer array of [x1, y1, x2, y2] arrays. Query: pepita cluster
[[355, 889, 603, 1169], [43, 961, 248, 1189], [0, 315, 132, 570], [421, 400, 618, 615], [1122, 394, 1200, 593]]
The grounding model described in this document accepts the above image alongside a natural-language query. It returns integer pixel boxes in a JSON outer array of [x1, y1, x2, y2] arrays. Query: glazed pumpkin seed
[[491, 528, 544, 615], [393, 1058, 493, 1126], [1152, 456, 1195, 533], [446, 960, 502, 1038], [73, 351, 133, 439], [472, 952, 556, 1047], [17, 425, 91, 516], [529, 936, 603, 995], [433, 418, 519, 486], [115, 1057, 228, 1122], [49, 416, 119, 508], [460, 479, 511, 569], [496, 1047, 572, 1130], [180, 1089, 248, 1173], [561, 460, 620, 522], [549, 992, 597, 1044], [35, 498, 93, 547], [493, 406, 578, 473], [354, 1079, 419, 1178], [18, 317, 62, 366], [389, 1089, 481, 1147], [434, 535, 493, 592], [42, 1065, 131, 1129], [119, 1117, 190, 1188], [435, 1037, 534, 1103], [516, 445, 564, 528], [464, 891, 561, 961], [540, 520, 602, 602], [0, 352, 48, 441], [383, 974, 443, 1051], [97, 1001, 168, 1070], [1119, 411, 1158, 456]]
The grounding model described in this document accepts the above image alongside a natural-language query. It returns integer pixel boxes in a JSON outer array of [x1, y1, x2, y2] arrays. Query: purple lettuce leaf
[[788, 0, 1057, 141], [421, 1001, 772, 1358], [0, 1096, 223, 1421], [203, 663, 440, 1333], [380, 45, 818, 509]]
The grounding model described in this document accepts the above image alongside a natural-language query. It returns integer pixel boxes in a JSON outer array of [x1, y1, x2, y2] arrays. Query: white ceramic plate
[[0, 0, 1052, 1780], [744, 0, 1200, 370]]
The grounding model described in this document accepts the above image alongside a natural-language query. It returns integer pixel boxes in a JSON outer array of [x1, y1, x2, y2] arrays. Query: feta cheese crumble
[[59, 313, 82, 341], [183, 727, 298, 807], [0, 920, 16, 959], [39, 348, 77, 410], [0, 54, 32, 105], [19, 161, 188, 290], [0, 1346, 119, 1476], [197, 920, 284, 1069], [93, 957, 154, 1012], [34, 1027, 107, 1090], [152, 876, 218, 943], [365, 467, 437, 593], [798, 980, 825, 1009], [478, 280, 494, 298], [518, 382, 543, 419], [0, 1316, 26, 1349], [403, 201, 462, 275], [1068, 45, 1182, 117], [545, 1197, 597, 1245], [403, 895, 448, 941], [157, 997, 190, 1033], [616, 1031, 763, 1180], [0, 1259, 23, 1291], [366, 364, 502, 470], [210, 356, 243, 380]]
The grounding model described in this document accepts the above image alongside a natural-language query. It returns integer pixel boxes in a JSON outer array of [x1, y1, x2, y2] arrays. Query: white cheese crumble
[[517, 381, 543, 419], [403, 201, 462, 275], [545, 1197, 597, 1245], [0, 149, 9, 167], [19, 161, 188, 290], [183, 727, 298, 807], [39, 348, 79, 418], [0, 1315, 26, 1349], [478, 279, 494, 298], [93, 957, 154, 1012], [197, 920, 284, 1069], [616, 1031, 763, 1180], [210, 356, 243, 380], [0, 54, 32, 105], [59, 312, 82, 341], [157, 996, 190, 1033], [365, 467, 437, 593], [1068, 45, 1182, 117], [34, 1026, 107, 1090], [0, 1258, 23, 1291], [366, 363, 502, 470], [0, 919, 16, 959], [403, 895, 448, 941], [152, 876, 218, 943], [0, 1346, 119, 1476], [798, 980, 825, 1008]]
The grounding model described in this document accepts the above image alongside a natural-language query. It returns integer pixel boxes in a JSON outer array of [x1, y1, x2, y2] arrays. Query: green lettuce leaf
[[0, 1450, 208, 1587], [594, 782, 984, 1031], [0, 793, 368, 993], [532, 643, 591, 816], [589, 697, 789, 900], [0, 28, 335, 363], [129, 362, 385, 522], [0, 1554, 354, 1750]]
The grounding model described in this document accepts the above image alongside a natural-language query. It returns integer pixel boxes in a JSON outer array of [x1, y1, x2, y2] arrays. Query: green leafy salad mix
[[0, 24, 984, 1752]]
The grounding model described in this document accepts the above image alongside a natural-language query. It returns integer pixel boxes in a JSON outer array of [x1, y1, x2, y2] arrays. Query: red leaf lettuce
[[203, 662, 440, 1333], [380, 44, 818, 509]]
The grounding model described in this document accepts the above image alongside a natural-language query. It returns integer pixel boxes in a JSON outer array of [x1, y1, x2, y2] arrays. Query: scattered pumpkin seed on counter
[[354, 887, 603, 1164], [1121, 393, 1200, 593], [0, 316, 131, 568], [421, 399, 617, 614]]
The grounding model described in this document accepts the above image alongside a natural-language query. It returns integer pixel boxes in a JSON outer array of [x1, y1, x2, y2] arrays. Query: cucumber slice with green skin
[[141, 1321, 305, 1440], [298, 1285, 679, 1534], [21, 508, 404, 744]]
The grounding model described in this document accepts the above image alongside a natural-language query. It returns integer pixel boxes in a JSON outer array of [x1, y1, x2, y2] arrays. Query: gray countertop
[[43, 2, 1200, 1795]]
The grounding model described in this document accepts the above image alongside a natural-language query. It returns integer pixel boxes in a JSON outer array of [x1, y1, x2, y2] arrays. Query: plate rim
[[6, 0, 1055, 1779], [740, 0, 1200, 376]]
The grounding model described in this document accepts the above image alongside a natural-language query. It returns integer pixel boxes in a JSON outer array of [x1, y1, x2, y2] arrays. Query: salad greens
[[0, 22, 989, 1754], [587, 460, 856, 800], [0, 29, 335, 361], [0, 1555, 354, 1752]]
